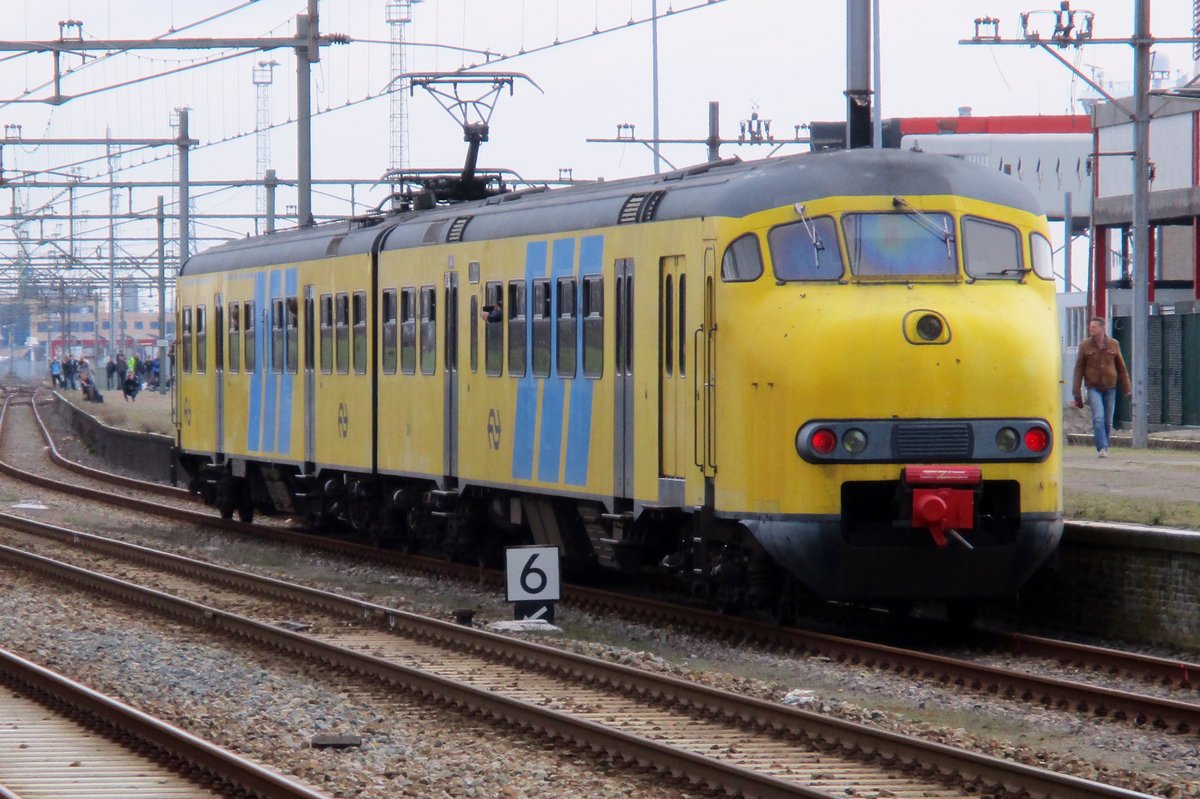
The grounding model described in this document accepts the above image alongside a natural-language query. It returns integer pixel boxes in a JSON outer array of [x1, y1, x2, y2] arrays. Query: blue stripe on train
[[247, 273, 267, 451], [536, 238, 575, 483], [564, 235, 603, 485], [511, 241, 547, 481], [261, 270, 280, 452], [276, 268, 297, 454]]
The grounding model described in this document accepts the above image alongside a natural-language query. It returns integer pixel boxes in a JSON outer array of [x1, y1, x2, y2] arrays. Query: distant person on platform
[[80, 372, 103, 403], [1072, 315, 1132, 459], [105, 356, 117, 389], [122, 370, 140, 402], [50, 357, 62, 388]]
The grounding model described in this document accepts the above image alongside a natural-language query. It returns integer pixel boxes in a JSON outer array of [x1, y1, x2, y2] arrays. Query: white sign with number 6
[[505, 546, 561, 601]]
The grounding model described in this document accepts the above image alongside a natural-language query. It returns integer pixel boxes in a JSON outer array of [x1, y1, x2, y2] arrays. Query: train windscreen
[[842, 212, 957, 278]]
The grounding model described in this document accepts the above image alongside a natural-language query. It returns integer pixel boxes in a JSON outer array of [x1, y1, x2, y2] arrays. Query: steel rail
[[29, 392, 190, 500], [0, 645, 332, 799], [0, 517, 1161, 799]]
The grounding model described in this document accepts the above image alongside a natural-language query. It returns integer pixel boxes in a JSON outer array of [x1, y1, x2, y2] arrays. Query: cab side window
[[721, 234, 764, 282]]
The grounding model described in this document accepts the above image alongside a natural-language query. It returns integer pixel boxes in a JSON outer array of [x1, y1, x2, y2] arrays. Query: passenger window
[[556, 277, 577, 377], [271, 299, 284, 373], [963, 216, 1023, 280], [382, 289, 398, 374], [484, 282, 503, 377], [532, 279, 551, 378], [769, 217, 844, 280], [228, 302, 241, 374], [507, 280, 527, 377], [243, 301, 256, 372], [1030, 232, 1054, 281], [319, 294, 332, 374], [400, 288, 416, 374], [352, 291, 367, 375], [195, 305, 207, 374], [286, 296, 299, 373], [721, 234, 764, 282], [215, 303, 225, 372], [419, 285, 436, 375], [181, 307, 193, 373], [335, 292, 349, 374], [582, 276, 603, 378]]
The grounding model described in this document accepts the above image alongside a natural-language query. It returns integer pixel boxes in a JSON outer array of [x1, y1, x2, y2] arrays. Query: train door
[[443, 270, 459, 477], [659, 256, 688, 478], [303, 285, 315, 464], [695, 246, 717, 478], [613, 258, 635, 497], [214, 293, 225, 455]]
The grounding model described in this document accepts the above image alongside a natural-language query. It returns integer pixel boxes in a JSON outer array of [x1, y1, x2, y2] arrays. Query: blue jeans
[[1087, 386, 1117, 451]]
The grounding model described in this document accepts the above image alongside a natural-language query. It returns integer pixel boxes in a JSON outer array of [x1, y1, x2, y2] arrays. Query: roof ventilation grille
[[618, 193, 646, 225], [617, 189, 667, 225], [446, 215, 472, 242]]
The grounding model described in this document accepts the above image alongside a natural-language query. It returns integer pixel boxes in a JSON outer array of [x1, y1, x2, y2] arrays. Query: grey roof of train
[[180, 148, 1045, 276]]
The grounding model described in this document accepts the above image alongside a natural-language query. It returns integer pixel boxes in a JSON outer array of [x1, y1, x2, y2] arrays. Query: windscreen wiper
[[793, 203, 827, 267], [892, 196, 954, 258]]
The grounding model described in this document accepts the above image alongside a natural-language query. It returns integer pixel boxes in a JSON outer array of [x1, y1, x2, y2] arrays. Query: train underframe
[[184, 457, 1061, 620]]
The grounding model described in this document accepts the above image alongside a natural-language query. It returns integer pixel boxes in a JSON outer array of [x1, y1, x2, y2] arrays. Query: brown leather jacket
[[1072, 334, 1131, 395]]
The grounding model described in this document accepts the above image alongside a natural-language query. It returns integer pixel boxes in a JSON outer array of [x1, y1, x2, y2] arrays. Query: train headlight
[[915, 313, 943, 342], [995, 427, 1020, 453], [810, 427, 837, 455], [1024, 426, 1050, 453], [842, 428, 868, 454]]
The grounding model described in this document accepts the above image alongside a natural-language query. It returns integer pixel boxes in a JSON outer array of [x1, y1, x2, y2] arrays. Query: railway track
[[0, 512, 1155, 799], [14, 389, 1200, 730], [9, 387, 1200, 791], [0, 644, 330, 799]]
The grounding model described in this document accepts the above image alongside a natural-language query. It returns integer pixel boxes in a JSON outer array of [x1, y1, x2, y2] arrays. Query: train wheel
[[236, 483, 255, 524]]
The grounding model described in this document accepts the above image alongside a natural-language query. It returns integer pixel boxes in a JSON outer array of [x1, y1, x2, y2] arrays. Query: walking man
[[1072, 315, 1132, 458]]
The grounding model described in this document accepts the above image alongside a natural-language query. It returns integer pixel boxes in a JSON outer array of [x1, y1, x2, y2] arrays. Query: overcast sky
[[1, 0, 1196, 240]]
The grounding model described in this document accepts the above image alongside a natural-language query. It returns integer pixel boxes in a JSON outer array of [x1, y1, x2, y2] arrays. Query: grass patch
[[1064, 491, 1200, 528], [52, 386, 174, 435]]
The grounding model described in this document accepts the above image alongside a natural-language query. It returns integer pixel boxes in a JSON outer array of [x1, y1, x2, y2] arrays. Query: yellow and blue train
[[176, 148, 1063, 615]]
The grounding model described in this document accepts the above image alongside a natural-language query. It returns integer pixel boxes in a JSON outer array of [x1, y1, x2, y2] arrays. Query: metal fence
[[1111, 303, 1200, 428]]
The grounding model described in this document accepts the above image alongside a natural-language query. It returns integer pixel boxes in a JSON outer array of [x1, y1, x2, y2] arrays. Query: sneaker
[[1098, 449, 1108, 458]]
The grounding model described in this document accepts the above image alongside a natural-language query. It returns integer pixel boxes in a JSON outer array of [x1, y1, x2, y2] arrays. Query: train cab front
[[744, 418, 1063, 601]]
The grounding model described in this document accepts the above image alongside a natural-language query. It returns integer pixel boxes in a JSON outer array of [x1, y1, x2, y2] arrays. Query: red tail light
[[1024, 427, 1049, 453], [810, 428, 837, 454]]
